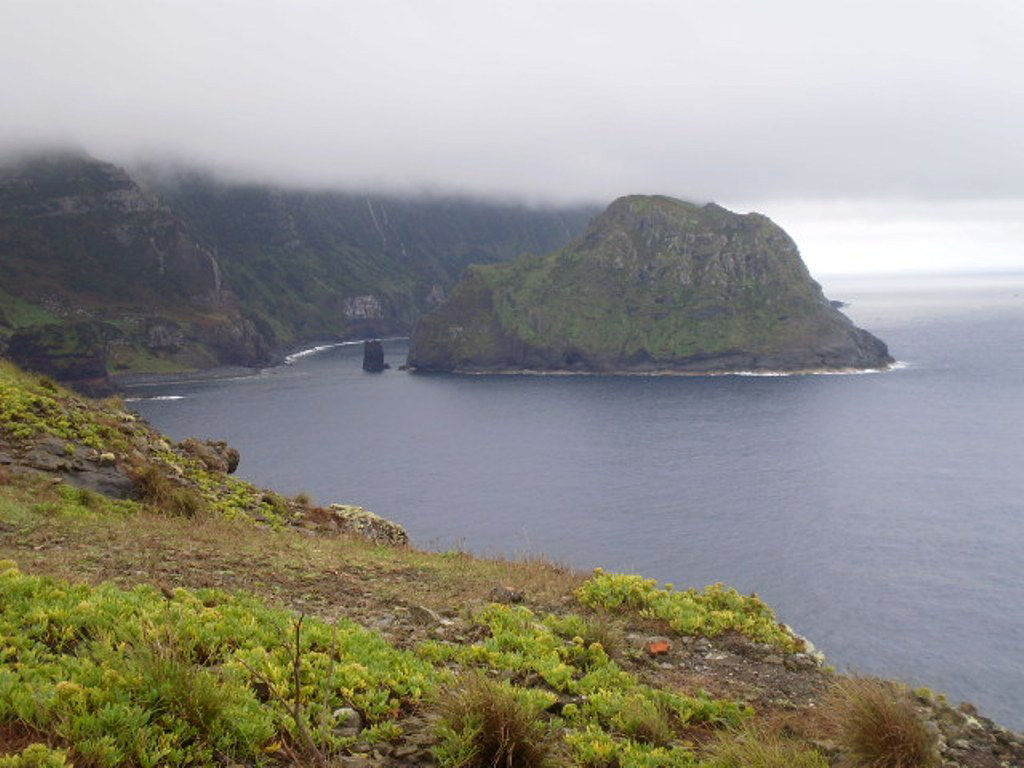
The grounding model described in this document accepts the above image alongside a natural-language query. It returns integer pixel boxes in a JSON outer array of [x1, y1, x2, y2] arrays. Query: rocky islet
[[407, 195, 893, 374]]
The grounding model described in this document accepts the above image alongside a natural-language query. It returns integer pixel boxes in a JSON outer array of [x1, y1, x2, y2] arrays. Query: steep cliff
[[141, 170, 597, 343], [0, 152, 596, 388], [407, 195, 893, 373], [0, 152, 272, 389]]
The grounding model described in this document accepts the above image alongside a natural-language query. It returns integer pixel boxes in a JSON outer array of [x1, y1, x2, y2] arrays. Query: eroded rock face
[[5, 322, 116, 396], [326, 504, 409, 546], [343, 295, 385, 321], [201, 314, 276, 367], [0, 153, 224, 307], [408, 196, 894, 374], [2, 436, 135, 498]]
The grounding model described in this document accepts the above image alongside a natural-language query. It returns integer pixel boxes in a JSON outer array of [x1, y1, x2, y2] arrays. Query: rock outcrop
[[362, 339, 388, 372], [178, 438, 241, 474], [407, 195, 894, 374], [5, 322, 116, 396], [325, 503, 409, 546]]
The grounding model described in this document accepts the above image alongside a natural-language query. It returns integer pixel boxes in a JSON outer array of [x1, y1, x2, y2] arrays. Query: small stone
[[408, 604, 452, 626], [788, 652, 818, 670], [333, 706, 362, 738], [489, 585, 524, 604], [810, 739, 839, 755], [763, 654, 784, 665]]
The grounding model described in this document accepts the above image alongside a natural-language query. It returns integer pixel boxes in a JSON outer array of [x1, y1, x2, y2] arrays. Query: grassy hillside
[[1, 362, 1018, 767]]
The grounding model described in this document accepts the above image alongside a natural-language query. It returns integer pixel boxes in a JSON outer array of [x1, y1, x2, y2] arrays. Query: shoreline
[[416, 360, 908, 378], [114, 354, 907, 390], [112, 336, 411, 389]]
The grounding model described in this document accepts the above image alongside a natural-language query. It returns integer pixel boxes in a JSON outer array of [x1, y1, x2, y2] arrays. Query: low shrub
[[421, 603, 748, 767], [0, 562, 436, 765], [0, 744, 70, 768], [575, 569, 798, 649], [829, 677, 939, 768]]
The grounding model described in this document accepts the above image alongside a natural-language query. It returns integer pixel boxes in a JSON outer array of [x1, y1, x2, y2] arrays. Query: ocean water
[[131, 273, 1024, 729]]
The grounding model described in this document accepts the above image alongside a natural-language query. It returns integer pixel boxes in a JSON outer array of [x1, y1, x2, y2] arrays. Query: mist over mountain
[[0, 150, 596, 390]]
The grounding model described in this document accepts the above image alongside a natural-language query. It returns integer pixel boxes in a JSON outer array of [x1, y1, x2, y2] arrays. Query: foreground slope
[[2, 362, 1020, 768], [408, 196, 893, 373]]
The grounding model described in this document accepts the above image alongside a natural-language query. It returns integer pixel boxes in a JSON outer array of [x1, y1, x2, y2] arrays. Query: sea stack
[[407, 195, 893, 374], [362, 339, 388, 372]]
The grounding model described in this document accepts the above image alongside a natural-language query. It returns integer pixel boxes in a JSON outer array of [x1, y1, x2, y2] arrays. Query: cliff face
[[142, 170, 598, 344], [0, 153, 223, 308], [0, 153, 271, 389], [407, 195, 893, 373], [0, 152, 596, 388]]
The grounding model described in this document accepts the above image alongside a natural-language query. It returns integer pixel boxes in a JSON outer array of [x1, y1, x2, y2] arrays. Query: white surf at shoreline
[[452, 361, 910, 377], [284, 337, 409, 365], [123, 395, 186, 402]]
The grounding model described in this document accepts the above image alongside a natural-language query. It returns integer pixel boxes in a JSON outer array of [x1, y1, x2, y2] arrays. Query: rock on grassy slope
[[408, 196, 894, 374], [1, 361, 1021, 767]]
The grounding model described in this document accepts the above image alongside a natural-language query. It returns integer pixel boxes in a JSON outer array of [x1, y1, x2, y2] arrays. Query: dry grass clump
[[132, 464, 206, 518], [828, 677, 939, 768], [706, 725, 828, 768], [434, 671, 560, 768], [613, 696, 675, 747]]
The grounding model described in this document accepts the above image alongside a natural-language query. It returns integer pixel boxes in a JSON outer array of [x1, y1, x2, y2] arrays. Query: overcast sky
[[2, 0, 1022, 273]]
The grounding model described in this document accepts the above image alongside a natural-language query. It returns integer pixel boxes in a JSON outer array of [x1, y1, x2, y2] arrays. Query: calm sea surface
[[132, 273, 1024, 729]]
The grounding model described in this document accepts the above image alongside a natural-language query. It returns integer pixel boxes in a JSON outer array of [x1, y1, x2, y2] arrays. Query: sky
[[2, 0, 1023, 274]]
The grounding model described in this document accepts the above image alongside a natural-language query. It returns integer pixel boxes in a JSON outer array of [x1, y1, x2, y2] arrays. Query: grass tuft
[[132, 464, 207, 518], [612, 695, 675, 746], [433, 671, 560, 768], [828, 677, 939, 768], [706, 725, 828, 768]]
